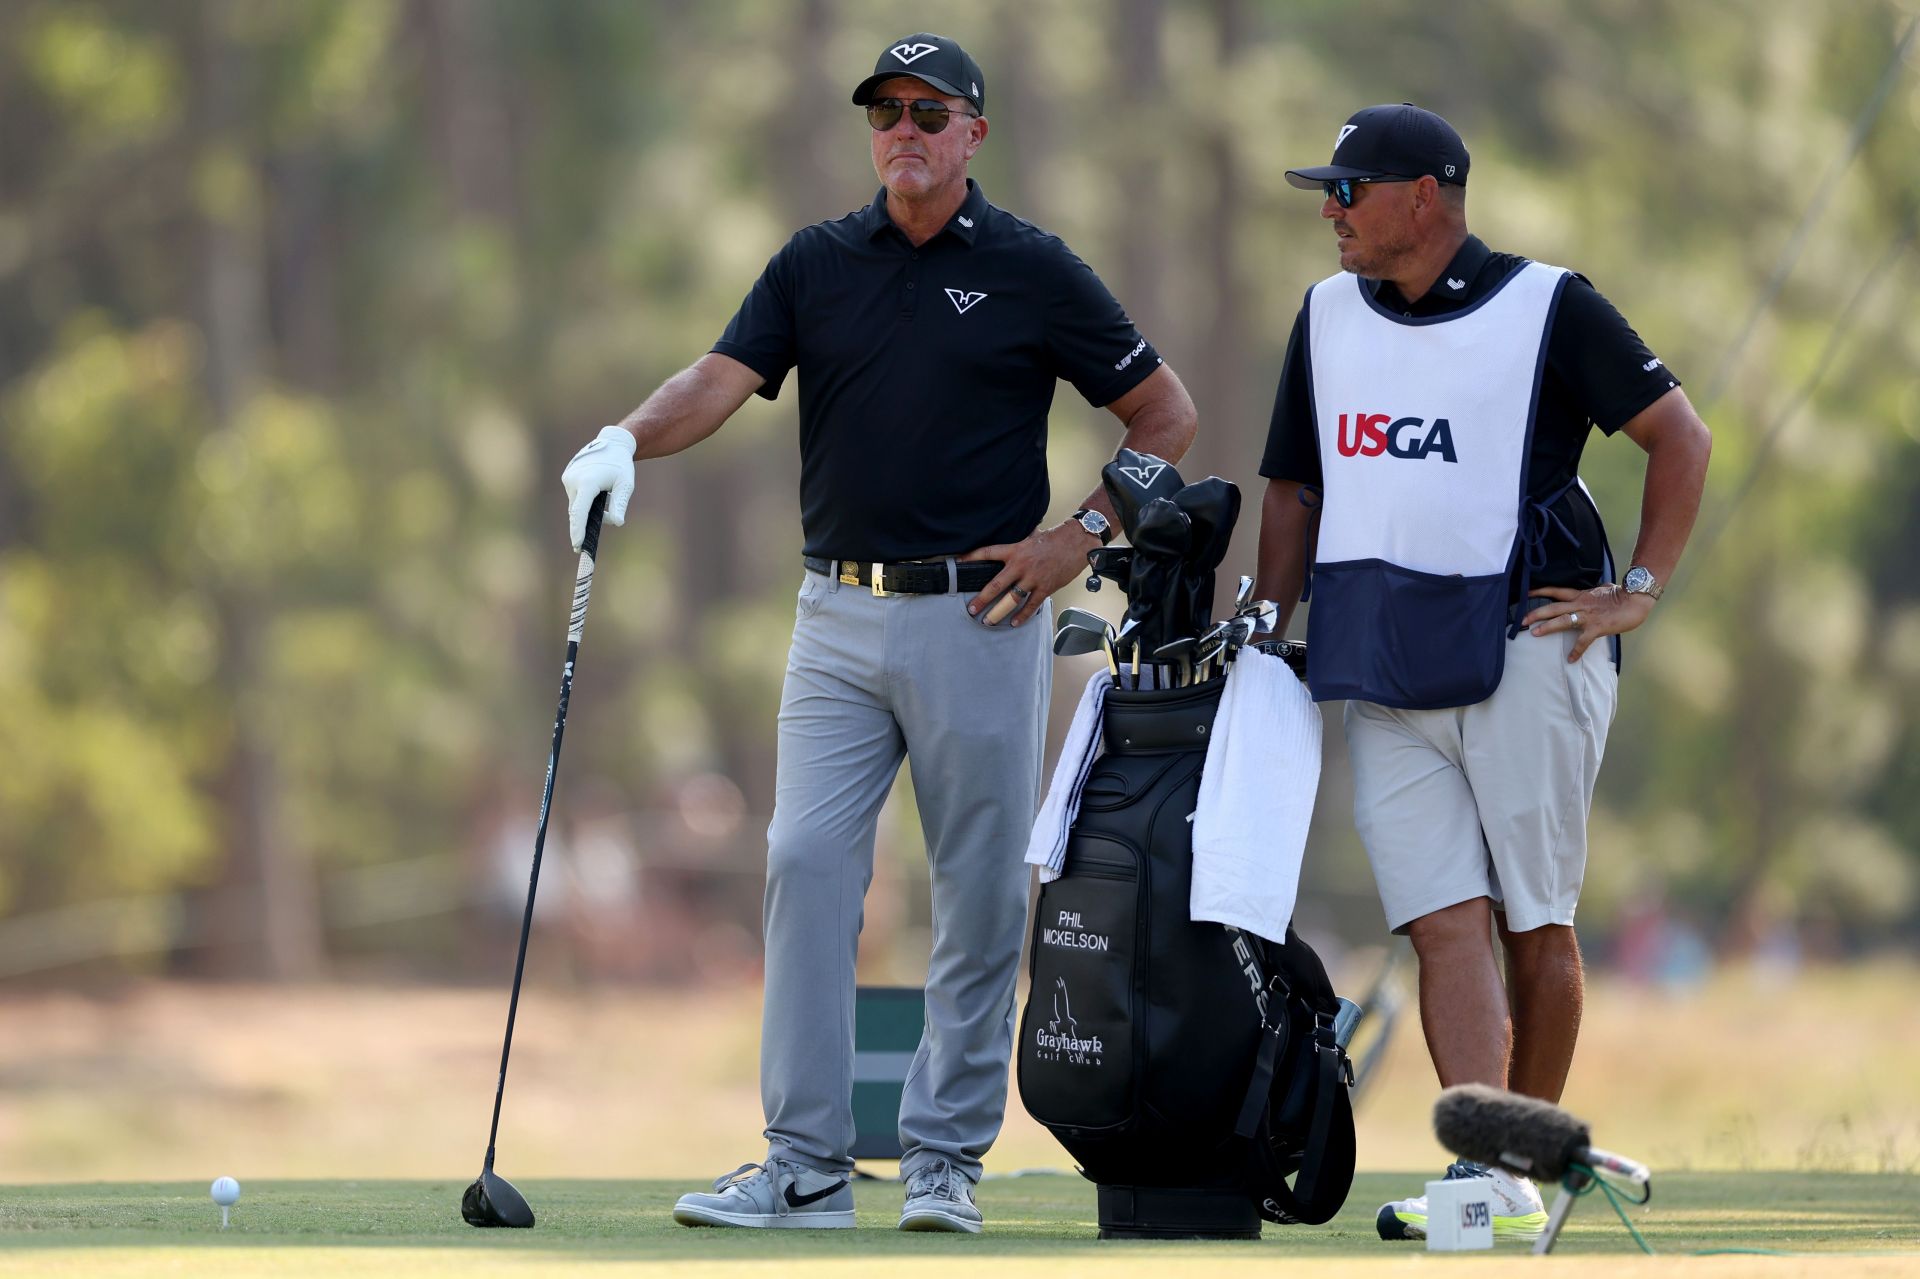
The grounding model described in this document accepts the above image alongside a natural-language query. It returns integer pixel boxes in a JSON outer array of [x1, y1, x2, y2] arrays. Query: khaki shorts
[[1343, 620, 1618, 934]]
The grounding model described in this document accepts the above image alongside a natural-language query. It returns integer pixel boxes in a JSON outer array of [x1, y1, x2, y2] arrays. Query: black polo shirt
[[713, 179, 1163, 562], [1259, 235, 1680, 598]]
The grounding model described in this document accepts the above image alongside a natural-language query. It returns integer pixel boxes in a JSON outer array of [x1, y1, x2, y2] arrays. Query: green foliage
[[0, 0, 1914, 972]]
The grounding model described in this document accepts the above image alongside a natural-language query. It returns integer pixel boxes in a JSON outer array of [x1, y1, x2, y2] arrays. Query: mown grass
[[1, 1171, 1916, 1277]]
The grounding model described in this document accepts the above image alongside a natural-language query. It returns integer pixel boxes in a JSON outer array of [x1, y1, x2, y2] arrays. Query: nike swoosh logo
[[784, 1180, 847, 1207]]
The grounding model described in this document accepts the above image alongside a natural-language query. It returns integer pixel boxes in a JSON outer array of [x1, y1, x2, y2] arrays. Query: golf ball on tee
[[211, 1177, 241, 1206]]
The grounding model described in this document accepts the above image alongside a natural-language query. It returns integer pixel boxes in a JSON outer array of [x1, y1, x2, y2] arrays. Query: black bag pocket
[[1018, 834, 1141, 1134]]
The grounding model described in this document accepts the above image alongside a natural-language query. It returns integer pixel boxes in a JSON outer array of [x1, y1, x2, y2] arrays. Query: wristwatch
[[1622, 565, 1664, 600], [1071, 507, 1114, 545]]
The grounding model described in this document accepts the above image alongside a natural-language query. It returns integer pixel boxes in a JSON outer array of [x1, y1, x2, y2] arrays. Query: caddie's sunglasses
[[1322, 175, 1418, 208], [865, 97, 980, 134]]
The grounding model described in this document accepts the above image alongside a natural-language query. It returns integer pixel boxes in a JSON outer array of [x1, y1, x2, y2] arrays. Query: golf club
[[1169, 477, 1240, 641], [1152, 636, 1196, 687], [461, 492, 608, 1230], [1055, 607, 1119, 678], [1124, 497, 1193, 657], [1100, 447, 1184, 538]]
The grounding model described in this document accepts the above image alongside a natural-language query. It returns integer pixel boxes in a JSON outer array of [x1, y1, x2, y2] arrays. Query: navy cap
[[1285, 103, 1470, 189], [851, 33, 985, 114]]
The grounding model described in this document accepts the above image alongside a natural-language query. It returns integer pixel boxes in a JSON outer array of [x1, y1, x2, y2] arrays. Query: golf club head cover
[[1122, 498, 1192, 650], [1170, 477, 1242, 573], [1102, 448, 1184, 542], [1432, 1083, 1591, 1181]]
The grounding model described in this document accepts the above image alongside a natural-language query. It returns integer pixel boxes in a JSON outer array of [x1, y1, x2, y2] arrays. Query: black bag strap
[[1232, 977, 1288, 1139], [1257, 1016, 1357, 1226]]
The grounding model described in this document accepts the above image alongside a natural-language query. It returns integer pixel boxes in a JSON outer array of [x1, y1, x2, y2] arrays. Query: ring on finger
[[1013, 586, 1032, 602], [1569, 611, 1581, 626]]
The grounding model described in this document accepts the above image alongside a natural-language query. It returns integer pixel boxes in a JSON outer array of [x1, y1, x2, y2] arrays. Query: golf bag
[[1016, 664, 1355, 1238]]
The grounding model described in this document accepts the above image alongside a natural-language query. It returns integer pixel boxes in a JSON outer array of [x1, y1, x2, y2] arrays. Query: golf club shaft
[[483, 492, 608, 1170]]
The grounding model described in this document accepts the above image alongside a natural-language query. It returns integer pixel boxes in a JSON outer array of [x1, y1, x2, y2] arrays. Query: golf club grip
[[568, 493, 608, 643]]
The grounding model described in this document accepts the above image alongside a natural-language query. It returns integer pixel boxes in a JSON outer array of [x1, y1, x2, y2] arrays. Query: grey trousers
[[761, 566, 1050, 1182]]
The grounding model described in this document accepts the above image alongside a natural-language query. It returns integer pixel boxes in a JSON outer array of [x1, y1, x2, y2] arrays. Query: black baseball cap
[[1285, 103, 1470, 189], [851, 33, 985, 114]]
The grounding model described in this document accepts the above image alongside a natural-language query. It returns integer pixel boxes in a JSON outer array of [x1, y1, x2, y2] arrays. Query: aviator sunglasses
[[865, 97, 980, 134], [1321, 175, 1419, 208]]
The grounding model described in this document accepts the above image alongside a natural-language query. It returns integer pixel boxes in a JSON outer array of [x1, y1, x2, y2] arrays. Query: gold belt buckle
[[838, 560, 861, 588], [870, 561, 890, 597]]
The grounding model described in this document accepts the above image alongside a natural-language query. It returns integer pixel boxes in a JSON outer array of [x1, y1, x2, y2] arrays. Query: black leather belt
[[802, 556, 1003, 595]]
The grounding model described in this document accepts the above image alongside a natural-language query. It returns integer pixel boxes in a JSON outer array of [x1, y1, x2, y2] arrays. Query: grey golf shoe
[[898, 1158, 983, 1233], [671, 1159, 854, 1229]]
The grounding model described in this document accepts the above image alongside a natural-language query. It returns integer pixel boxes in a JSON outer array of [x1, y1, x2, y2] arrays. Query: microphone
[[1433, 1084, 1650, 1188]]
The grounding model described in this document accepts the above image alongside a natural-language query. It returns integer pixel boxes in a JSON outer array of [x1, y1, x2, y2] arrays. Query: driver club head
[[462, 1166, 536, 1228]]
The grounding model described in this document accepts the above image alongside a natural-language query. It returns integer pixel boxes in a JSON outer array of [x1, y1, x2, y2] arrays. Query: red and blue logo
[[1335, 413, 1458, 463]]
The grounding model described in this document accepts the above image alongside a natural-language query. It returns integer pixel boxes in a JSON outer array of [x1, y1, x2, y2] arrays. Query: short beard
[[1341, 226, 1419, 280]]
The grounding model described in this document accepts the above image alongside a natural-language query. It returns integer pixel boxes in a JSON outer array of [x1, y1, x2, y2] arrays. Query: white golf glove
[[561, 425, 636, 550]]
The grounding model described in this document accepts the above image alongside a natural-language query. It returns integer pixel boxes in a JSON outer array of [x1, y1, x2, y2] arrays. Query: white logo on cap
[[1445, 163, 1457, 177], [945, 288, 987, 313], [1335, 123, 1358, 151], [971, 81, 979, 97], [891, 42, 939, 64]]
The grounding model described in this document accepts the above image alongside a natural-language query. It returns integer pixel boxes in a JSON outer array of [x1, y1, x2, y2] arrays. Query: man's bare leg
[[1496, 916, 1583, 1103], [1405, 896, 1511, 1088]]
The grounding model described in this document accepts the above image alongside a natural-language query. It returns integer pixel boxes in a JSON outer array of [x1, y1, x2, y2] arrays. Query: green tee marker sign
[[851, 986, 926, 1161]]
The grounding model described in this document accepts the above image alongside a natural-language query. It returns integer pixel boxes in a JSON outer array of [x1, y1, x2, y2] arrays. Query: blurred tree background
[[1, 0, 1915, 985]]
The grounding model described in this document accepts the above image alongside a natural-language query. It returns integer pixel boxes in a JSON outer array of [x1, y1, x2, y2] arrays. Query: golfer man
[[1253, 104, 1710, 1240], [562, 33, 1196, 1232]]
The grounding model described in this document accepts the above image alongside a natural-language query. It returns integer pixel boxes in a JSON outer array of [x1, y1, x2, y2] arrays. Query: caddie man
[[561, 33, 1196, 1232], [1253, 103, 1710, 1241]]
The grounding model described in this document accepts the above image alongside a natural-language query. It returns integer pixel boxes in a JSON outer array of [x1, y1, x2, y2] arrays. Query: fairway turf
[[3, 1173, 1916, 1277]]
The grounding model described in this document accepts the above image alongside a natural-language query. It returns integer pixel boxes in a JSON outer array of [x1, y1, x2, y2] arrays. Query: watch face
[[1624, 566, 1653, 593], [1079, 510, 1110, 536]]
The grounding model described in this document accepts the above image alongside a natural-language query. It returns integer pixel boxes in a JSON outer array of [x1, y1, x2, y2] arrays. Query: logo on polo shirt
[[944, 288, 987, 313], [1335, 412, 1459, 463], [890, 42, 939, 64], [1113, 337, 1148, 372]]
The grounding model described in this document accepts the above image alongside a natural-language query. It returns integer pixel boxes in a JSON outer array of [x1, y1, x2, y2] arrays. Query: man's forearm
[[1256, 479, 1317, 637], [1623, 399, 1712, 585], [1071, 366, 1201, 528], [616, 353, 762, 461]]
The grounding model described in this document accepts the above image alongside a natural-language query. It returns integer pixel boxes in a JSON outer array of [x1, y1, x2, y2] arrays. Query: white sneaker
[[898, 1158, 983, 1233], [1376, 1160, 1547, 1241], [672, 1159, 855, 1229]]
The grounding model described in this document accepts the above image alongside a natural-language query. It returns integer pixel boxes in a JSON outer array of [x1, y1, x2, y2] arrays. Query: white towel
[[1024, 670, 1110, 883], [1191, 648, 1322, 944]]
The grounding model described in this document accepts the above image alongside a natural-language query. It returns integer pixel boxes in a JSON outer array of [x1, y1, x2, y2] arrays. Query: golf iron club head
[[1053, 607, 1115, 656], [462, 1165, 535, 1228]]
